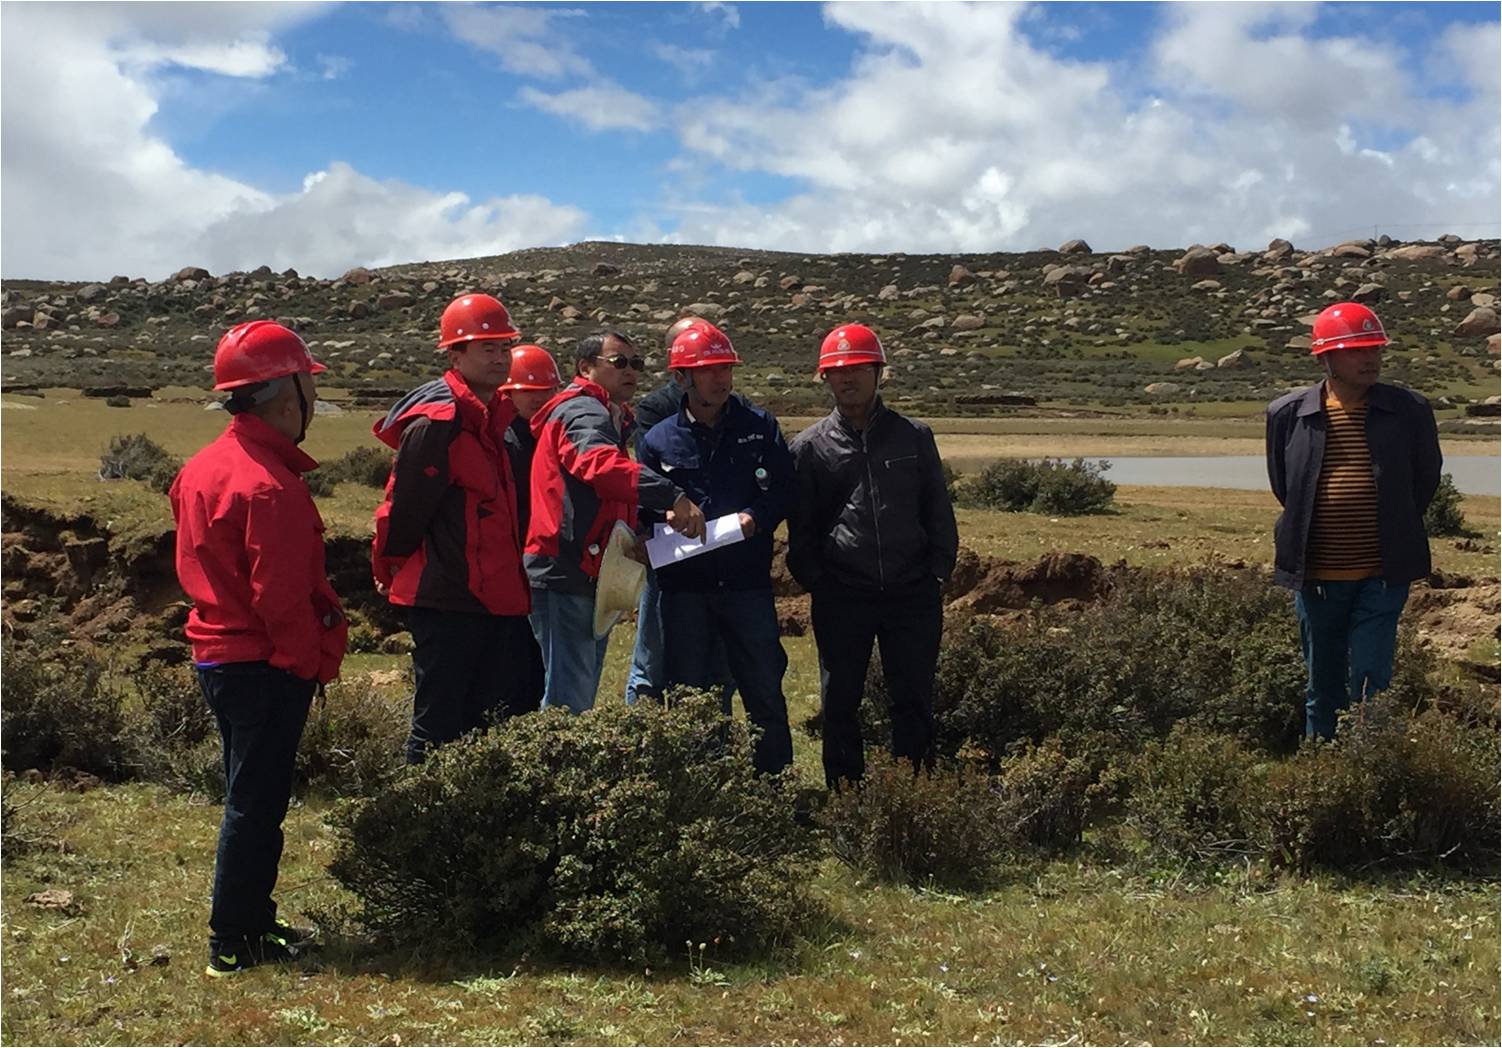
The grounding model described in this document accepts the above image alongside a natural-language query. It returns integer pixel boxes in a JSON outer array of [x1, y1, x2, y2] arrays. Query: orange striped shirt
[[1306, 390, 1381, 580]]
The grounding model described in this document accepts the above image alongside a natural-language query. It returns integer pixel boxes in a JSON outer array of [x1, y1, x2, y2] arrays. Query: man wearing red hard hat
[[372, 293, 534, 760], [1265, 301, 1442, 739], [170, 320, 348, 975], [499, 343, 563, 714], [786, 323, 958, 788]]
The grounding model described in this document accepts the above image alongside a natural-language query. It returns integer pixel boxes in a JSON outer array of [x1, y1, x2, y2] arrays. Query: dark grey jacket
[[787, 398, 958, 594], [1265, 381, 1442, 590]]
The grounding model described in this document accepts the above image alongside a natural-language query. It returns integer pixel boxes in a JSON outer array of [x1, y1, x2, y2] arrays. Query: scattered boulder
[[950, 313, 986, 331], [341, 267, 373, 285], [1383, 244, 1447, 262], [1352, 282, 1385, 304], [778, 275, 803, 292], [1057, 239, 1092, 255], [1263, 238, 1295, 261], [685, 301, 725, 320], [1174, 356, 1204, 370], [76, 283, 107, 303], [377, 291, 413, 311], [591, 262, 621, 277], [948, 264, 976, 287], [1453, 307, 1499, 339], [1174, 247, 1221, 278], [1042, 266, 1090, 298], [1447, 284, 1472, 301], [1191, 279, 1222, 292], [1470, 292, 1497, 310], [1216, 348, 1249, 369], [95, 312, 121, 329], [172, 266, 210, 282], [1144, 381, 1181, 395], [877, 284, 900, 301], [1330, 242, 1371, 259], [732, 271, 757, 285]]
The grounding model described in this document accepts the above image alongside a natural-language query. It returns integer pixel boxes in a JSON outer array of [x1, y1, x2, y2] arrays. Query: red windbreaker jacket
[[169, 413, 348, 683], [371, 369, 530, 615], [524, 379, 680, 594]]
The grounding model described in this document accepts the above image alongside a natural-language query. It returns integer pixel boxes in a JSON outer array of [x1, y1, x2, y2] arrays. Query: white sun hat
[[593, 519, 646, 639]]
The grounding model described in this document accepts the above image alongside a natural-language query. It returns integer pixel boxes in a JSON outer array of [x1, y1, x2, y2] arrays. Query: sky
[[2, 0, 1498, 281]]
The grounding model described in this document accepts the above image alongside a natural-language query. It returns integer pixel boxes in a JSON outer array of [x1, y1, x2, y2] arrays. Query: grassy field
[[3, 387, 1499, 1046]]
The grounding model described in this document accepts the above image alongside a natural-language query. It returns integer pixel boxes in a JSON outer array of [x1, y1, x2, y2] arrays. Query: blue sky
[[3, 1, 1498, 279]]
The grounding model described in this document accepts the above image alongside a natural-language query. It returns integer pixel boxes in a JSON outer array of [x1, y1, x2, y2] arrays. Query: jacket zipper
[[861, 427, 885, 590]]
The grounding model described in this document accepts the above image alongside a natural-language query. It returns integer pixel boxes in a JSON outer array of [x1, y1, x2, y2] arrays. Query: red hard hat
[[500, 344, 562, 391], [818, 323, 886, 374], [213, 320, 326, 391], [438, 293, 520, 349], [1310, 302, 1388, 355], [669, 324, 741, 370]]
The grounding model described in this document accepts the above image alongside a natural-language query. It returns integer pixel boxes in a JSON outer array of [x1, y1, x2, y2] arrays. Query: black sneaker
[[204, 933, 301, 978], [268, 917, 317, 949]]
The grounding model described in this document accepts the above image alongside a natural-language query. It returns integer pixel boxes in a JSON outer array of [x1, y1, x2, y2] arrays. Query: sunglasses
[[595, 353, 647, 371]]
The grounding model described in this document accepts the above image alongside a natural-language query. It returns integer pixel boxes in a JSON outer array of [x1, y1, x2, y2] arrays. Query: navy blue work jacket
[[1265, 380, 1442, 590], [637, 395, 793, 592]]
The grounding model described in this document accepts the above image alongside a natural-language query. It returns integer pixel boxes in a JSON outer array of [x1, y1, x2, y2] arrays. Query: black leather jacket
[[1265, 381, 1442, 590], [787, 398, 958, 594]]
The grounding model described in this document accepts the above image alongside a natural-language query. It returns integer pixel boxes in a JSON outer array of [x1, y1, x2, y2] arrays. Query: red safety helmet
[[817, 323, 886, 374], [500, 344, 562, 391], [664, 314, 711, 349], [438, 293, 520, 349], [1310, 302, 1388, 355], [212, 320, 326, 391], [669, 324, 741, 370]]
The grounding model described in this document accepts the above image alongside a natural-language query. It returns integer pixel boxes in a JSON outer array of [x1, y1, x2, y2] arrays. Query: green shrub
[[1117, 726, 1269, 860], [296, 678, 408, 797], [328, 695, 822, 962], [98, 433, 181, 493], [0, 636, 132, 779], [306, 446, 395, 496], [995, 736, 1099, 850], [1423, 472, 1469, 537], [104, 394, 131, 408], [820, 751, 1011, 889], [126, 659, 219, 790], [1263, 695, 1500, 873], [1030, 458, 1116, 515], [959, 458, 1114, 515], [939, 459, 961, 503], [921, 566, 1361, 764]]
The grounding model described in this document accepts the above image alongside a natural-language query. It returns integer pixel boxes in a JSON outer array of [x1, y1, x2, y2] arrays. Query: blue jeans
[[197, 662, 313, 950], [1294, 578, 1410, 740], [661, 587, 793, 774], [625, 564, 737, 707], [529, 587, 609, 714]]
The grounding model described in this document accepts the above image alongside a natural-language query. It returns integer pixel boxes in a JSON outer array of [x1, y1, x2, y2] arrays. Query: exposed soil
[[2, 496, 1494, 667]]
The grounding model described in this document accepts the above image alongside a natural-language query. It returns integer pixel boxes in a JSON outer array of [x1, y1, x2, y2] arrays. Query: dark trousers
[[198, 662, 314, 950], [661, 587, 794, 774], [812, 580, 943, 787], [406, 606, 536, 763]]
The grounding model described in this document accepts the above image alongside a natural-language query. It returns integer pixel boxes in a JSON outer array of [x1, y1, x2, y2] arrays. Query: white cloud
[[650, 42, 716, 72], [659, 1, 1500, 253], [442, 4, 592, 80], [0, 3, 588, 280], [517, 82, 660, 132], [190, 162, 588, 277], [316, 53, 352, 80], [697, 2, 740, 31]]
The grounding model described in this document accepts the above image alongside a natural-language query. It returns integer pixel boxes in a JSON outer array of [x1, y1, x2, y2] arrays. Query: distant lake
[[1078, 456, 1500, 497]]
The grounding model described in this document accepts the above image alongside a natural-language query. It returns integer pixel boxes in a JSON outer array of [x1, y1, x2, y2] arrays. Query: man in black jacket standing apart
[[787, 322, 958, 787]]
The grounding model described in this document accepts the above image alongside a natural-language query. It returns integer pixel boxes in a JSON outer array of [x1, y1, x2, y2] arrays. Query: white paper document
[[644, 513, 746, 569]]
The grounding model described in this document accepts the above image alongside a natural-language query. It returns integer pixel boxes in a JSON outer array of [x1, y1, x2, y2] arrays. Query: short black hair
[[574, 327, 635, 364]]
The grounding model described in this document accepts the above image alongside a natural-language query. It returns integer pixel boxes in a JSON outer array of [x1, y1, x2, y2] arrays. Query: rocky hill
[[2, 237, 1498, 418]]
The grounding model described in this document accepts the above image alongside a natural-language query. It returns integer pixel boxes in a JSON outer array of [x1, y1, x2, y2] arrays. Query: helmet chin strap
[[293, 375, 311, 444]]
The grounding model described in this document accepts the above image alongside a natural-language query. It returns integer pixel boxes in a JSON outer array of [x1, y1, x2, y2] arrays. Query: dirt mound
[[947, 550, 1114, 613], [1407, 576, 1501, 662]]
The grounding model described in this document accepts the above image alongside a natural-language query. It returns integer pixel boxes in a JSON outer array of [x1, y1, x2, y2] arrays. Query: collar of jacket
[[675, 392, 745, 433], [228, 412, 318, 474], [531, 378, 631, 436], [1296, 380, 1400, 418], [444, 369, 515, 435], [831, 393, 887, 436]]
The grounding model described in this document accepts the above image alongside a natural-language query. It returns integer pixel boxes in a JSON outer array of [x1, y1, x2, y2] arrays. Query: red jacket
[[372, 370, 529, 616], [525, 380, 680, 594], [169, 414, 347, 683]]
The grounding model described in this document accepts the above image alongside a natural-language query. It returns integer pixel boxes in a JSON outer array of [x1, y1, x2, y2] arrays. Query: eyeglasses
[[595, 353, 646, 371]]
